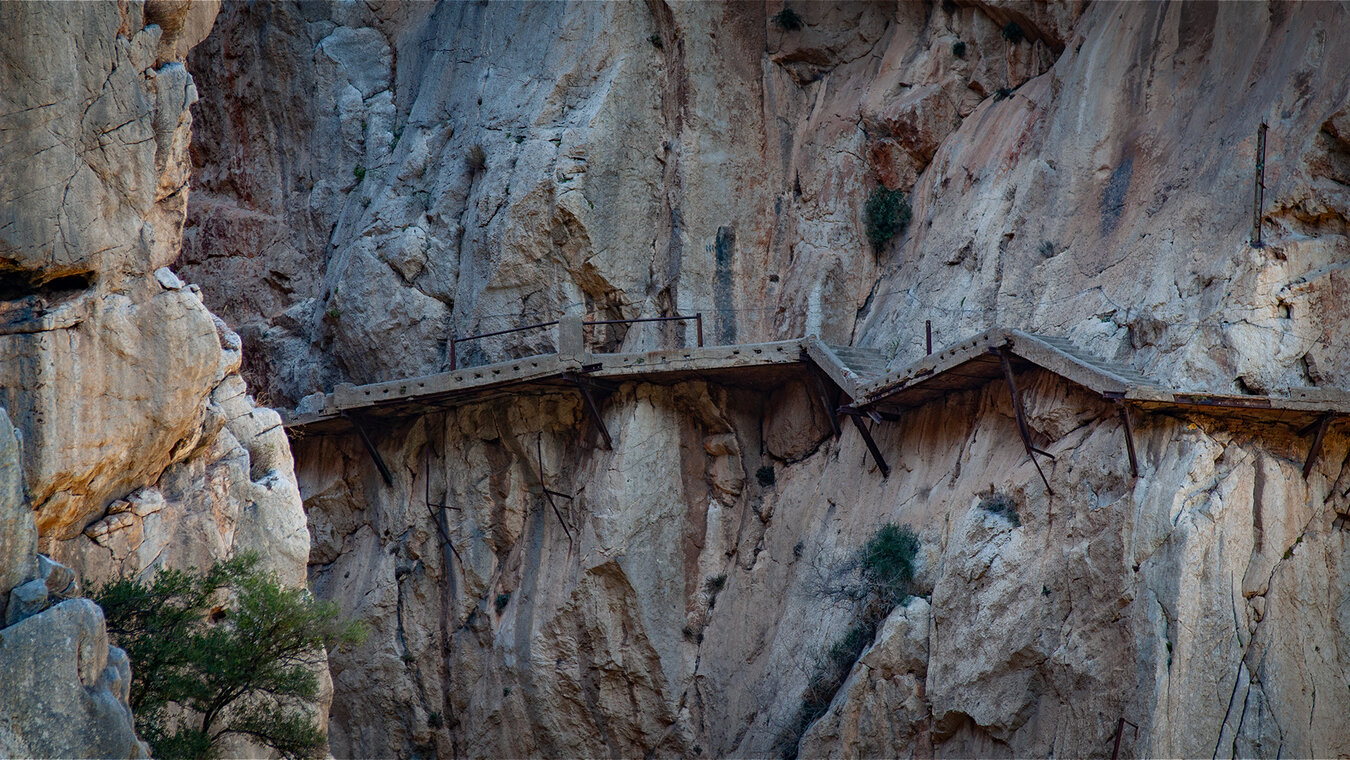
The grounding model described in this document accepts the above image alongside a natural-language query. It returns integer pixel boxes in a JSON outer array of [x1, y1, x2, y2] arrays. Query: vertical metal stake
[[926, 320, 932, 355], [695, 313, 704, 347], [1252, 122, 1267, 247]]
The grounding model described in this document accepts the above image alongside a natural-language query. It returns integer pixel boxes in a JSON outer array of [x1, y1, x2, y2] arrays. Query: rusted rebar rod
[[1252, 122, 1267, 247]]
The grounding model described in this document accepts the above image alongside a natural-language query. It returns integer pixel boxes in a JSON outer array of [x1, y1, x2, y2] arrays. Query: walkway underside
[[283, 327, 1349, 481]]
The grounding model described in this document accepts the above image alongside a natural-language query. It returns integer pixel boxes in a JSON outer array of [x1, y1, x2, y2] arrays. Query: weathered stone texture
[[181, 1, 1350, 758], [1, 0, 319, 755], [0, 407, 147, 758], [0, 408, 36, 623], [0, 599, 148, 759]]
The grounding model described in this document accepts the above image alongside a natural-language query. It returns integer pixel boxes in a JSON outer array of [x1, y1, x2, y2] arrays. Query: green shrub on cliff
[[776, 524, 919, 758], [864, 187, 912, 250], [95, 554, 365, 760], [772, 6, 804, 30]]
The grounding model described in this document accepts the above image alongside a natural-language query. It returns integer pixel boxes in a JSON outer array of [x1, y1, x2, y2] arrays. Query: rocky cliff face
[[0, 407, 147, 758], [181, 1, 1350, 758], [0, 0, 308, 586], [0, 0, 316, 754]]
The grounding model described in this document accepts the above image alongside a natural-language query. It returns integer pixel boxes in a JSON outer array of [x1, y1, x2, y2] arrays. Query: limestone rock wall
[[182, 1, 1350, 758], [0, 0, 309, 578], [0, 407, 148, 758], [0, 0, 316, 753]]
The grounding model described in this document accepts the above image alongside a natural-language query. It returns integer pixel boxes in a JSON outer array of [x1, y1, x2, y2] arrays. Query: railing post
[[695, 313, 704, 347], [558, 313, 584, 361], [449, 336, 457, 370], [925, 320, 932, 354]]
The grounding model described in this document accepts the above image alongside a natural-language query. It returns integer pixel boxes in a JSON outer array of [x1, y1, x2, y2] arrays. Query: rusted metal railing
[[448, 320, 558, 371], [583, 313, 703, 347], [449, 313, 704, 371]]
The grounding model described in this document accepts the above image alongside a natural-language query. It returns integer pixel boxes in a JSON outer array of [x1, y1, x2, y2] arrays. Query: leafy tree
[[95, 554, 365, 760]]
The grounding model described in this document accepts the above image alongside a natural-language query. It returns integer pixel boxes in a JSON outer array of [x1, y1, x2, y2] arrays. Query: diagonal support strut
[[536, 435, 573, 542], [344, 412, 393, 486], [1114, 399, 1140, 478], [563, 371, 613, 450], [998, 349, 1053, 495], [839, 406, 890, 478], [1302, 412, 1334, 480]]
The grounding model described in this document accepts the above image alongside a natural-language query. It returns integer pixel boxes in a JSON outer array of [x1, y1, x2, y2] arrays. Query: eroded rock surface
[[0, 407, 148, 758], [1, 1, 319, 755], [181, 1, 1350, 758]]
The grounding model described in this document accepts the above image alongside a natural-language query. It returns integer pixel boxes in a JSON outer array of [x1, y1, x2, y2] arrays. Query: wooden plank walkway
[[282, 320, 1349, 480]]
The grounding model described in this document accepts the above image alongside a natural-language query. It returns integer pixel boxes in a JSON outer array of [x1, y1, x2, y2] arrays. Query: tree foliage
[[864, 187, 912, 250], [95, 554, 365, 760], [772, 6, 804, 31]]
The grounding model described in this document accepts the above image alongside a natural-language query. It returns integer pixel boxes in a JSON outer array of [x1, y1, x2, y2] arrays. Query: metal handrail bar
[[582, 313, 703, 347], [449, 320, 559, 370]]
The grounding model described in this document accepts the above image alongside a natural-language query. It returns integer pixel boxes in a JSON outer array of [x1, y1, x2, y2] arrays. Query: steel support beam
[[997, 349, 1053, 495], [1115, 399, 1139, 478], [537, 436, 573, 541], [1110, 717, 1138, 760], [1302, 413, 1333, 480], [344, 412, 393, 486], [839, 406, 890, 477], [563, 371, 613, 449]]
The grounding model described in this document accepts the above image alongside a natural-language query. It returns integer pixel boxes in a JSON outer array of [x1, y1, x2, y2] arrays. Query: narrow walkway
[[283, 321, 1349, 483]]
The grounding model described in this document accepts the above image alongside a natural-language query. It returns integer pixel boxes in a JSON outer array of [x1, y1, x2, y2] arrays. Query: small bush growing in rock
[[648, 33, 663, 48], [993, 87, 1014, 102], [781, 621, 873, 756], [859, 523, 919, 609], [777, 524, 919, 758], [952, 40, 967, 58], [494, 592, 511, 614], [704, 574, 728, 609], [864, 187, 912, 251], [757, 465, 776, 486], [352, 165, 365, 182], [772, 6, 804, 30], [978, 491, 1020, 527], [1001, 21, 1024, 43]]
